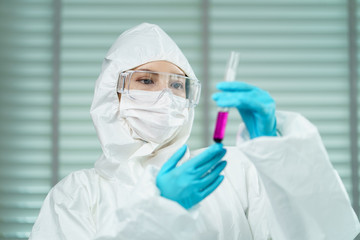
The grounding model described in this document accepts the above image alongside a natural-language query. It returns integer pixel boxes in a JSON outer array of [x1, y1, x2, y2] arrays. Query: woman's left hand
[[212, 81, 277, 139]]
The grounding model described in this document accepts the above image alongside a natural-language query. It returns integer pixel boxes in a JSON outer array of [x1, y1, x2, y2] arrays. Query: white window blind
[[0, 0, 53, 239], [357, 0, 360, 212], [0, 0, 359, 239]]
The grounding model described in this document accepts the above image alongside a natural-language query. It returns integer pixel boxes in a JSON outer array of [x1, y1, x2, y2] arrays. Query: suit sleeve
[[29, 171, 96, 240], [99, 166, 218, 240], [236, 111, 360, 240]]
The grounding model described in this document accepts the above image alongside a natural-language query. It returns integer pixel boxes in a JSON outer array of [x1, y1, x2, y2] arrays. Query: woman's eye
[[138, 79, 154, 84], [170, 82, 184, 90]]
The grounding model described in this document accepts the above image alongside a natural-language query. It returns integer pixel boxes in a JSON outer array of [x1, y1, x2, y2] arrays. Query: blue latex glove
[[156, 143, 227, 209], [212, 81, 277, 139]]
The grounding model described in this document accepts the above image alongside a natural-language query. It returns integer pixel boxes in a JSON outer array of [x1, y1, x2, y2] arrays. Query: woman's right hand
[[156, 143, 227, 209]]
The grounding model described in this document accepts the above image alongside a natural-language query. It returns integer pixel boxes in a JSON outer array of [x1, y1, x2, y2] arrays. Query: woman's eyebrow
[[136, 68, 151, 71], [137, 68, 185, 76]]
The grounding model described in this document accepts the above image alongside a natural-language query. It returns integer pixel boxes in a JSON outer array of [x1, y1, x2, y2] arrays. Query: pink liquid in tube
[[212, 51, 240, 143], [213, 111, 229, 143]]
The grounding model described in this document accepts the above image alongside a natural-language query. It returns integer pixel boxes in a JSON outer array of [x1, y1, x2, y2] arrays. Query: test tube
[[213, 51, 240, 143]]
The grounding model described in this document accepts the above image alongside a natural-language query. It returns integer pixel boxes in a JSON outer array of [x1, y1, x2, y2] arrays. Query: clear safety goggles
[[117, 70, 201, 107]]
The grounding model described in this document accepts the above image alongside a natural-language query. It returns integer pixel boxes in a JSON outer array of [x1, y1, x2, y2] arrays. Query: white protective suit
[[30, 23, 360, 240]]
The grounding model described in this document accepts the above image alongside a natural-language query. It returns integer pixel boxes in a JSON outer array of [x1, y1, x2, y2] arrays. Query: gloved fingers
[[212, 91, 274, 115], [189, 143, 225, 169], [213, 81, 275, 116], [212, 91, 260, 111], [216, 81, 256, 92], [198, 160, 227, 187], [158, 144, 187, 174], [199, 175, 225, 200], [193, 149, 226, 177]]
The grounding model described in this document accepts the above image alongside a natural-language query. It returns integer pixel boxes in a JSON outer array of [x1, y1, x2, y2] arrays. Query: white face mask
[[119, 90, 189, 144]]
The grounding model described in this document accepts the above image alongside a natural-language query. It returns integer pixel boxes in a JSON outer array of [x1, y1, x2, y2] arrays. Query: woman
[[30, 23, 360, 240]]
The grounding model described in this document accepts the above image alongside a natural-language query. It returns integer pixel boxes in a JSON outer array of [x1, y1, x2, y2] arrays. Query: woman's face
[[117, 61, 185, 101]]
